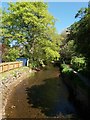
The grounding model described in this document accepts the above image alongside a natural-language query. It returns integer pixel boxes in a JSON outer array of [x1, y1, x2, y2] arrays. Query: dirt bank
[[0, 67, 35, 119]]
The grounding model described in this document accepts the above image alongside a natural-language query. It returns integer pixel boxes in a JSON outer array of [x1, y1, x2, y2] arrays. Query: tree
[[2, 2, 60, 66], [67, 5, 90, 77], [60, 40, 76, 64], [2, 47, 19, 62]]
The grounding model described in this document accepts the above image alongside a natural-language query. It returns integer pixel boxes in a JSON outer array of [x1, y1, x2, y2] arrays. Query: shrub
[[71, 56, 86, 71], [61, 64, 73, 74], [2, 48, 19, 62], [29, 62, 40, 69]]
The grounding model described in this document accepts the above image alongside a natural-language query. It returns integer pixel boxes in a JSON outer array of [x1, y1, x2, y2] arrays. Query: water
[[5, 67, 78, 119]]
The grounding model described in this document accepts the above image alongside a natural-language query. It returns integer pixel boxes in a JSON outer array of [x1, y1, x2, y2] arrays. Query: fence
[[0, 61, 23, 73]]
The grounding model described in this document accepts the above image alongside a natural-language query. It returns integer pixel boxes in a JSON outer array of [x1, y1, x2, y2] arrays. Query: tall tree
[[67, 5, 90, 76], [2, 2, 60, 66]]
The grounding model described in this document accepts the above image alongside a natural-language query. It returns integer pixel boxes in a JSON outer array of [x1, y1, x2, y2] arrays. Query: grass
[[0, 66, 30, 81]]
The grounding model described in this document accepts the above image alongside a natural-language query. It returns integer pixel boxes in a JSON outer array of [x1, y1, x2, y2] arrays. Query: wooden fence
[[0, 61, 23, 73]]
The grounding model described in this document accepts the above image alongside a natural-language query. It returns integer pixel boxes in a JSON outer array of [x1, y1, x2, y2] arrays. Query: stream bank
[[0, 67, 35, 118], [61, 71, 89, 120], [5, 66, 80, 119]]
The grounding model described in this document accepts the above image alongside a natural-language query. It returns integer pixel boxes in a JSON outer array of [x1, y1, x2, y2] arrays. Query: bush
[[61, 64, 73, 74], [29, 62, 40, 69], [2, 48, 19, 62], [71, 56, 86, 71]]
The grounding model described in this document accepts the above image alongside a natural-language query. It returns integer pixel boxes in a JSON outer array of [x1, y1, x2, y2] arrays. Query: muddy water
[[5, 67, 77, 118]]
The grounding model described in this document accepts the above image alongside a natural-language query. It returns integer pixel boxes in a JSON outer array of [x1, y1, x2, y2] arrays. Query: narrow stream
[[5, 67, 79, 119]]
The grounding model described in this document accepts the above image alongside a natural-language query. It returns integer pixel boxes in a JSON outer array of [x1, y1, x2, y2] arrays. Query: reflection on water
[[5, 67, 78, 119], [26, 77, 76, 117]]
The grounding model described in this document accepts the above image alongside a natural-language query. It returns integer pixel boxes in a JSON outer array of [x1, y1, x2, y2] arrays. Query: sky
[[0, 1, 88, 33], [48, 2, 88, 33]]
